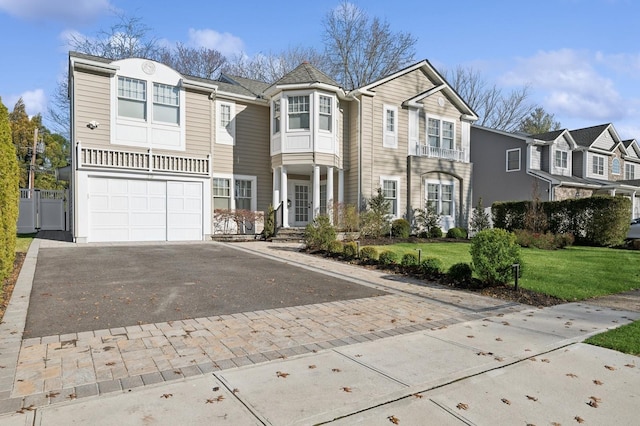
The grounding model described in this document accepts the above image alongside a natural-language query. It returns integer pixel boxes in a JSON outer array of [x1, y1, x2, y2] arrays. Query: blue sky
[[1, 0, 639, 139]]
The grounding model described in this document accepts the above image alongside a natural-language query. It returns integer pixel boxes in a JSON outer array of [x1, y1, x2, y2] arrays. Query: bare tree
[[444, 66, 536, 132], [322, 1, 417, 89], [223, 46, 328, 83], [157, 43, 226, 80]]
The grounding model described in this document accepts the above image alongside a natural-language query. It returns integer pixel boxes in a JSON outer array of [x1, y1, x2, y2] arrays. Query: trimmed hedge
[[448, 262, 473, 283], [343, 241, 358, 259], [446, 227, 468, 239], [420, 257, 443, 277], [378, 250, 398, 266], [492, 196, 631, 247], [359, 246, 378, 261], [391, 218, 410, 238], [0, 100, 19, 281], [400, 252, 419, 267]]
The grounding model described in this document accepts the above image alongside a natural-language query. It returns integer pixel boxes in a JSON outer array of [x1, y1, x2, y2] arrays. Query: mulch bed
[[0, 252, 25, 321]]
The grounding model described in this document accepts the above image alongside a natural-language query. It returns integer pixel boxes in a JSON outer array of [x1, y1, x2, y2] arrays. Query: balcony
[[417, 144, 468, 162], [77, 143, 210, 176]]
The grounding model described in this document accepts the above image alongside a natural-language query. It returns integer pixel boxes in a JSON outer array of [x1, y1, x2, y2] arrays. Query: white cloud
[[0, 0, 112, 25], [595, 51, 640, 76], [187, 28, 244, 57], [501, 49, 627, 122], [4, 89, 46, 116]]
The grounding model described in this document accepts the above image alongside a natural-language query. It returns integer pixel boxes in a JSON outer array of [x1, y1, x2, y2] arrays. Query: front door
[[292, 183, 310, 226]]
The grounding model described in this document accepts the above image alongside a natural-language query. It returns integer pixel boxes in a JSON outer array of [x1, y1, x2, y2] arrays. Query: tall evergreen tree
[[9, 98, 41, 188], [0, 98, 20, 281]]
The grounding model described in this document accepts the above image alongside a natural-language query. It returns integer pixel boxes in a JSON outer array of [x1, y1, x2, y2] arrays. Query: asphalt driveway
[[24, 243, 387, 338]]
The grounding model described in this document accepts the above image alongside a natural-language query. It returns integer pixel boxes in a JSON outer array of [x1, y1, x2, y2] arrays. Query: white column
[[313, 165, 320, 220], [272, 167, 281, 208], [326, 166, 334, 223], [281, 167, 288, 227], [338, 169, 344, 205]]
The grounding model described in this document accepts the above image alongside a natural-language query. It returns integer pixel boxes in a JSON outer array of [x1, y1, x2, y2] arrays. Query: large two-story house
[[471, 124, 640, 219], [68, 52, 477, 243]]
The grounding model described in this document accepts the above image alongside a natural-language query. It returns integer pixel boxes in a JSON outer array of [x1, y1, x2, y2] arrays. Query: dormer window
[[118, 77, 146, 120], [555, 149, 568, 169], [288, 95, 310, 130], [592, 155, 605, 175], [319, 95, 332, 131]]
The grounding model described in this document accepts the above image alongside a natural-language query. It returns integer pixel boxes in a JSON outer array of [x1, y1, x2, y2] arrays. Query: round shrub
[[304, 215, 336, 250], [400, 252, 419, 267], [378, 250, 398, 266], [446, 227, 468, 239], [391, 218, 411, 239], [359, 246, 378, 261], [343, 241, 358, 259], [420, 256, 443, 276], [429, 227, 443, 238], [470, 229, 522, 285], [448, 262, 473, 283], [327, 240, 343, 256]]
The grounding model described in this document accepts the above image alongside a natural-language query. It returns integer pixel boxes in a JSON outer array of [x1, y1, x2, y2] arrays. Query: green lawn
[[15, 234, 36, 253], [365, 242, 640, 301], [585, 320, 640, 356]]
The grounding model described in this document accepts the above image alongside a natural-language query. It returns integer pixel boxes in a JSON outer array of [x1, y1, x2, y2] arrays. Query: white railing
[[78, 144, 210, 176], [417, 144, 468, 162]]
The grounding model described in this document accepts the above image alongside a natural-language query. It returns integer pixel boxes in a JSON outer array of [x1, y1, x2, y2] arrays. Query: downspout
[[353, 96, 362, 212]]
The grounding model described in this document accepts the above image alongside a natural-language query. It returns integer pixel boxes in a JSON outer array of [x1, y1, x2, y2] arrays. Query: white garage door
[[88, 178, 202, 242]]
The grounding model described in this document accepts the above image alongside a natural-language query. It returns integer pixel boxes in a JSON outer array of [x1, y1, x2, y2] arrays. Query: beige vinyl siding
[[74, 69, 111, 147], [212, 99, 234, 174], [345, 100, 360, 206], [592, 128, 616, 150], [182, 90, 211, 156]]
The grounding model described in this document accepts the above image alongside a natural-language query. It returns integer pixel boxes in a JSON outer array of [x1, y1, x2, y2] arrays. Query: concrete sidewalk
[[0, 240, 638, 425]]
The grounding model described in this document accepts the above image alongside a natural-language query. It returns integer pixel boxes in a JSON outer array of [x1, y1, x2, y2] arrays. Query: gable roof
[[218, 74, 270, 97], [355, 60, 478, 120], [569, 123, 615, 148], [263, 62, 343, 97], [530, 129, 565, 142]]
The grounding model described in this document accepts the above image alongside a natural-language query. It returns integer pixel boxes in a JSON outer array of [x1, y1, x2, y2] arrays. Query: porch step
[[271, 227, 306, 243]]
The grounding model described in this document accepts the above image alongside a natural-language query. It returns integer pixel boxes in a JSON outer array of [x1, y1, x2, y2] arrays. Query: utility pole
[[29, 128, 38, 190]]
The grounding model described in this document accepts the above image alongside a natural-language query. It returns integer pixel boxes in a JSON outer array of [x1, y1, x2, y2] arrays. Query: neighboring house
[[69, 52, 477, 243], [470, 124, 640, 219]]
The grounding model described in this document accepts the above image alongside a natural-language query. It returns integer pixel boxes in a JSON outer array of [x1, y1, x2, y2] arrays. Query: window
[[625, 163, 636, 180], [612, 158, 621, 175], [273, 100, 280, 134], [427, 182, 454, 216], [153, 83, 179, 124], [118, 77, 146, 120], [288, 95, 309, 130], [320, 183, 327, 215], [383, 105, 398, 148], [319, 95, 332, 131], [213, 178, 231, 210], [216, 101, 235, 145], [555, 150, 568, 169], [428, 118, 455, 149], [382, 179, 397, 216], [220, 104, 231, 128], [235, 179, 252, 210], [506, 149, 520, 171], [592, 155, 604, 175]]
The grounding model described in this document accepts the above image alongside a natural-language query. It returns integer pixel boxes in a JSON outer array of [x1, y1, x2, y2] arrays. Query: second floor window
[[555, 150, 568, 169], [220, 104, 232, 129], [273, 101, 280, 134], [612, 158, 621, 175], [288, 95, 309, 130], [428, 118, 454, 149], [118, 77, 146, 120], [506, 148, 520, 171], [383, 105, 398, 148], [153, 83, 179, 124], [319, 96, 332, 131], [625, 163, 636, 180], [592, 155, 604, 175]]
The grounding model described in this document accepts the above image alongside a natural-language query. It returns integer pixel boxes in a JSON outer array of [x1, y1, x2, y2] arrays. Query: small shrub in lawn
[[514, 229, 575, 250], [420, 256, 443, 277], [304, 215, 336, 251], [359, 246, 378, 261], [328, 240, 343, 256], [401, 252, 419, 267], [343, 241, 358, 259], [554, 232, 575, 248], [429, 227, 443, 238], [378, 250, 398, 266], [446, 227, 468, 239], [470, 229, 522, 285], [391, 218, 411, 239], [448, 262, 473, 284]]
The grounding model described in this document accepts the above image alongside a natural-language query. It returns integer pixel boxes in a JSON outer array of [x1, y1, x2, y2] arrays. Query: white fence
[[18, 189, 67, 233]]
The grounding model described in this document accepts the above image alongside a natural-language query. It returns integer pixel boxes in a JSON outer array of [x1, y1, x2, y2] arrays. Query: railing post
[[148, 148, 153, 172]]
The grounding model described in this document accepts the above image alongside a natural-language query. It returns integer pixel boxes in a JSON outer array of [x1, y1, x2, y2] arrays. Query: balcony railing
[[417, 144, 468, 162], [77, 142, 210, 176]]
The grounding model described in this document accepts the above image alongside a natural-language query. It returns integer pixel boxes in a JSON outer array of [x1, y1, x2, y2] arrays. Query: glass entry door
[[294, 184, 309, 225]]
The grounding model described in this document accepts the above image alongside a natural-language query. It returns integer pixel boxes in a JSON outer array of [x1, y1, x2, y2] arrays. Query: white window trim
[[216, 100, 236, 145], [212, 174, 233, 211], [625, 163, 636, 180], [425, 179, 456, 218], [612, 157, 621, 175], [286, 93, 311, 132], [272, 98, 281, 135], [506, 148, 521, 172], [213, 174, 257, 211], [426, 114, 456, 150], [318, 94, 333, 133], [383, 105, 398, 148], [592, 154, 605, 176], [379, 175, 401, 218], [554, 149, 568, 169]]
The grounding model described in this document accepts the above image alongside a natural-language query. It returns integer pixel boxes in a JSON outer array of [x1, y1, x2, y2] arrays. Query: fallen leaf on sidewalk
[[47, 392, 59, 398], [341, 387, 352, 393], [501, 398, 511, 405], [575, 416, 585, 423], [566, 373, 578, 378], [276, 371, 289, 378], [413, 393, 423, 398], [161, 394, 173, 399], [541, 359, 550, 363], [593, 379, 603, 385], [456, 403, 469, 410], [332, 368, 341, 372], [308, 365, 317, 369], [604, 365, 616, 371], [526, 395, 538, 401], [495, 337, 503, 341], [388, 415, 400, 424], [624, 363, 635, 368]]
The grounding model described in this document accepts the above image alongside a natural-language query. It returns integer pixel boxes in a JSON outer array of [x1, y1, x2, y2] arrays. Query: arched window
[[612, 157, 620, 174]]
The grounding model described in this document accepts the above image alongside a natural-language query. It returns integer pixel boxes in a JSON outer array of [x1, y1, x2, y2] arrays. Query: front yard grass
[[584, 320, 640, 356], [16, 233, 36, 253], [366, 242, 640, 301]]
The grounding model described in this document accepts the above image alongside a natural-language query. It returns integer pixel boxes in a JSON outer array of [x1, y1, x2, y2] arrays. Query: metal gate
[[18, 189, 67, 233]]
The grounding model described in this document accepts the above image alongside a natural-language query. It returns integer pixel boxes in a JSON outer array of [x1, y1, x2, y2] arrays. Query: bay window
[[319, 95, 332, 131], [288, 95, 310, 130]]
